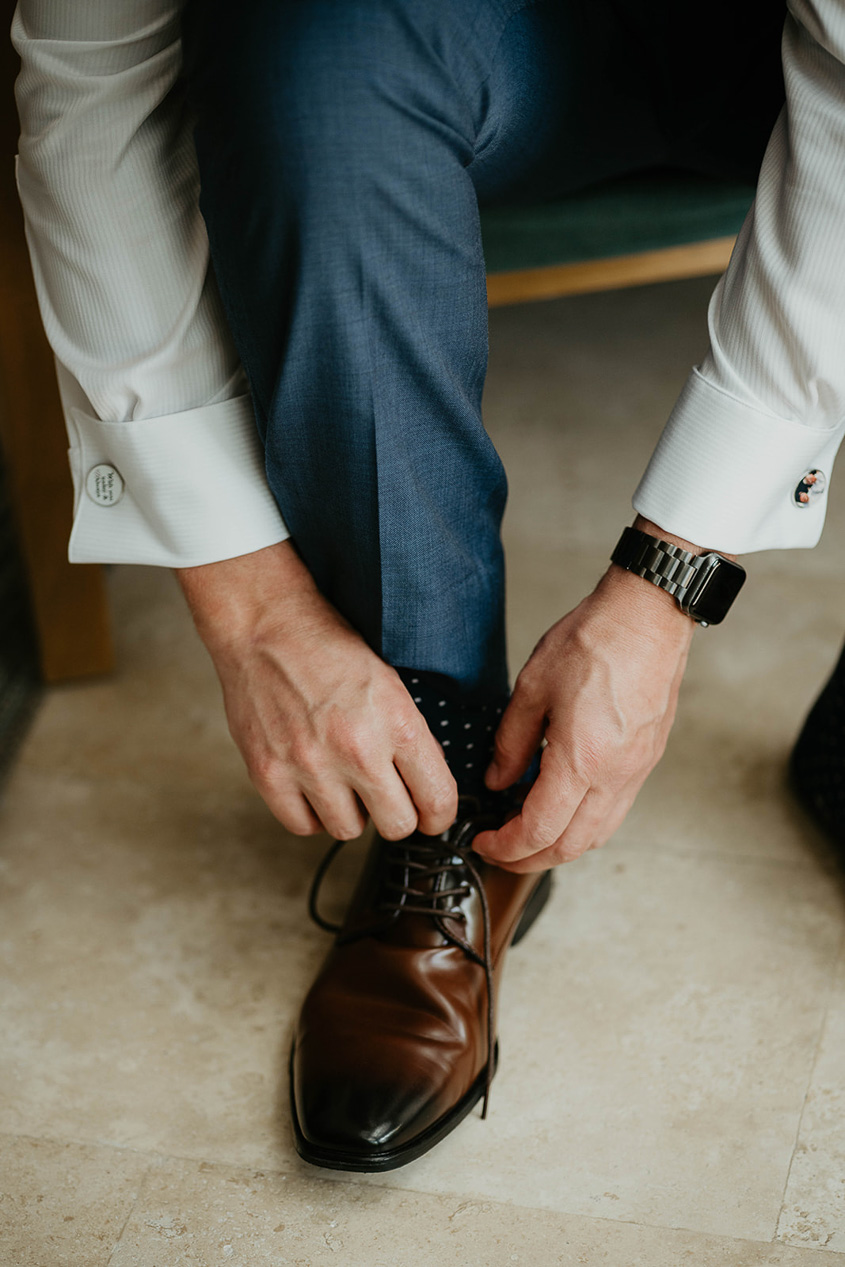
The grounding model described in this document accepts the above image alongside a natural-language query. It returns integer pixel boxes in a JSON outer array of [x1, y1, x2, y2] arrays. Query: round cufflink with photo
[[794, 469, 826, 506], [86, 463, 125, 507]]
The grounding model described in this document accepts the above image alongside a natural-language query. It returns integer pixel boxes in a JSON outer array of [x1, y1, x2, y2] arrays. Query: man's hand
[[473, 519, 706, 872], [176, 541, 457, 841]]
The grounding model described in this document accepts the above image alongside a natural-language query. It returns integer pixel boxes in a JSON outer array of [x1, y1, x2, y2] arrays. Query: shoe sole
[[290, 869, 553, 1173]]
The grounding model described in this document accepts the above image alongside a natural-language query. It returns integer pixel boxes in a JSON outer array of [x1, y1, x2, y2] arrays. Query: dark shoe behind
[[791, 641, 845, 846]]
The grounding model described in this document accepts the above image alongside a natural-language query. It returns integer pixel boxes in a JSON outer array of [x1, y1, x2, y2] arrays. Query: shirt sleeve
[[634, 0, 845, 555], [12, 0, 290, 567]]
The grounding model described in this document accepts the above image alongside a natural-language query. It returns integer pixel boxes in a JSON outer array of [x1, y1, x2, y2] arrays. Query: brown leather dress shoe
[[290, 796, 552, 1172]]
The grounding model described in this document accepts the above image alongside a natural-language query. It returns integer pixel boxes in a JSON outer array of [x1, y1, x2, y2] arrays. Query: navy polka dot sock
[[397, 669, 508, 798]]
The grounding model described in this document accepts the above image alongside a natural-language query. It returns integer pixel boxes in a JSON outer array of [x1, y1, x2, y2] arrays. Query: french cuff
[[633, 369, 845, 554], [66, 395, 290, 567]]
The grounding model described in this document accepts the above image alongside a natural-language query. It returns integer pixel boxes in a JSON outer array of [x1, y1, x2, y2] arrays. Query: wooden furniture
[[487, 235, 736, 307], [0, 34, 112, 683], [482, 170, 754, 307]]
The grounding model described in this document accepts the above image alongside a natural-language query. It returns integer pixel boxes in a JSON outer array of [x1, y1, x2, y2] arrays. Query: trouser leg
[[181, 0, 662, 696]]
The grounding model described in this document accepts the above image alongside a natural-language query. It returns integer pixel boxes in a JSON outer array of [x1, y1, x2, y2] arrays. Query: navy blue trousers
[[181, 0, 782, 699]]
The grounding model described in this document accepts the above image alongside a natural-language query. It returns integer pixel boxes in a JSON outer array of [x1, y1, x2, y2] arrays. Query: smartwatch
[[611, 526, 746, 627]]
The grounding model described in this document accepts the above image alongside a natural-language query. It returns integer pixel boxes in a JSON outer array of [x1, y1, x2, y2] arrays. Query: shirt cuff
[[633, 368, 845, 554], [65, 395, 290, 566]]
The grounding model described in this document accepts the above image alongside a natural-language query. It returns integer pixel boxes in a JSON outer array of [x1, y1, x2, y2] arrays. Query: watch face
[[688, 557, 746, 625]]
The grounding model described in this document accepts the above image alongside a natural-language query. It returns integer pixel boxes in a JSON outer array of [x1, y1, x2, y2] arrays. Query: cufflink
[[794, 469, 826, 507], [86, 463, 125, 507]]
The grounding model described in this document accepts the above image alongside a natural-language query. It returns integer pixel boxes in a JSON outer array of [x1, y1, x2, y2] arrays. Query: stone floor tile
[[110, 1155, 845, 1267], [14, 566, 235, 794], [0, 1134, 150, 1267], [0, 747, 337, 1166], [347, 846, 841, 1242], [777, 950, 845, 1252]]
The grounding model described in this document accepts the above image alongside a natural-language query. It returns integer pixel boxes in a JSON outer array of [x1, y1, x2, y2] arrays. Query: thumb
[[485, 687, 546, 791]]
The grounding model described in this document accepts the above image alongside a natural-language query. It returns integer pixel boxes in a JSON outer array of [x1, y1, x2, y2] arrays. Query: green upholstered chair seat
[[480, 170, 757, 274]]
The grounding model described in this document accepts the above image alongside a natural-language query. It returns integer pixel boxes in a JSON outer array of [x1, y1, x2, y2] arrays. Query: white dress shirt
[[12, 0, 290, 567], [12, 0, 845, 566]]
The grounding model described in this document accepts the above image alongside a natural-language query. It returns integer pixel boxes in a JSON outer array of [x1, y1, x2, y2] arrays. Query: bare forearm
[[175, 540, 323, 651]]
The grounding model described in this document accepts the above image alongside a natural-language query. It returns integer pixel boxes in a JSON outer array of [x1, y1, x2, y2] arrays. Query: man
[[12, 0, 844, 1171]]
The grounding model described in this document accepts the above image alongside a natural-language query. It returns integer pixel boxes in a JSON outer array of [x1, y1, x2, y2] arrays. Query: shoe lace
[[308, 798, 498, 1117]]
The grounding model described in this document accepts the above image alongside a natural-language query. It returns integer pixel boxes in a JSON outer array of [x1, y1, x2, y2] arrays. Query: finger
[[259, 784, 324, 837], [353, 767, 420, 841], [475, 746, 587, 863], [301, 784, 368, 841], [393, 723, 458, 836], [485, 686, 546, 792], [542, 783, 621, 863], [496, 775, 644, 873]]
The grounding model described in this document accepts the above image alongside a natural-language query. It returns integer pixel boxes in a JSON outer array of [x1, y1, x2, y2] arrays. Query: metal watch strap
[[611, 526, 704, 606]]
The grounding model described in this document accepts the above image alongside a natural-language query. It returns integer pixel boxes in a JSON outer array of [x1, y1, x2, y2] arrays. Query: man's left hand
[[473, 525, 699, 872]]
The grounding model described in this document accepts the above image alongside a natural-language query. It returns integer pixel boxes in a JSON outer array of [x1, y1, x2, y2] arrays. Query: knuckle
[[493, 732, 518, 760], [557, 846, 585, 866], [379, 813, 418, 842], [428, 782, 457, 814], [267, 794, 320, 837], [334, 820, 365, 841], [287, 737, 321, 776], [520, 807, 558, 851], [545, 830, 582, 863], [392, 715, 421, 749], [283, 813, 322, 838], [323, 801, 366, 839], [338, 732, 369, 769], [532, 824, 559, 852], [249, 753, 280, 793], [574, 741, 603, 782], [515, 658, 546, 698]]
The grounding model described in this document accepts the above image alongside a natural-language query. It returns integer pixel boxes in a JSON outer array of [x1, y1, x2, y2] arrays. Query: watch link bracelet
[[610, 526, 746, 627]]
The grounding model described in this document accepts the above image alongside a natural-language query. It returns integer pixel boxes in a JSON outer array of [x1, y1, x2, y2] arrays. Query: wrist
[[608, 518, 744, 629], [597, 564, 694, 638], [175, 539, 327, 652]]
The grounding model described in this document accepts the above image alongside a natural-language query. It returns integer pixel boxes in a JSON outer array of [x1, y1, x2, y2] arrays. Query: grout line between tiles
[[772, 929, 845, 1247], [4, 1126, 845, 1260]]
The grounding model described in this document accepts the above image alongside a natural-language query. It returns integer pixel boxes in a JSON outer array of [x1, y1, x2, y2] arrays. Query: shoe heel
[[511, 871, 552, 947]]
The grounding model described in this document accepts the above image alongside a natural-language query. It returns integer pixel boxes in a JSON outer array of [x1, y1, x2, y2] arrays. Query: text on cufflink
[[86, 463, 125, 507]]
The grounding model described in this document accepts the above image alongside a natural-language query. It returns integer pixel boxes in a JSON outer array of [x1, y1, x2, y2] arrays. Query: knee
[[184, 0, 457, 150]]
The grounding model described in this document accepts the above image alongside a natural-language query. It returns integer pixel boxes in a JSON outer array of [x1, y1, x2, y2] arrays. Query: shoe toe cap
[[291, 1037, 468, 1160]]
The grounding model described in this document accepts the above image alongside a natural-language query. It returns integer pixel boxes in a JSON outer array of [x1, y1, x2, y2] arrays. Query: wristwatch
[[610, 526, 746, 627]]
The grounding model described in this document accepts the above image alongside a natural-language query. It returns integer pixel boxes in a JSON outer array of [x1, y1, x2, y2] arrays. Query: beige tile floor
[[3, 275, 845, 1265]]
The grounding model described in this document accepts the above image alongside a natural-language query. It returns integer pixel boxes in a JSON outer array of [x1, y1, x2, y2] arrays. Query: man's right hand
[[175, 540, 458, 841]]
